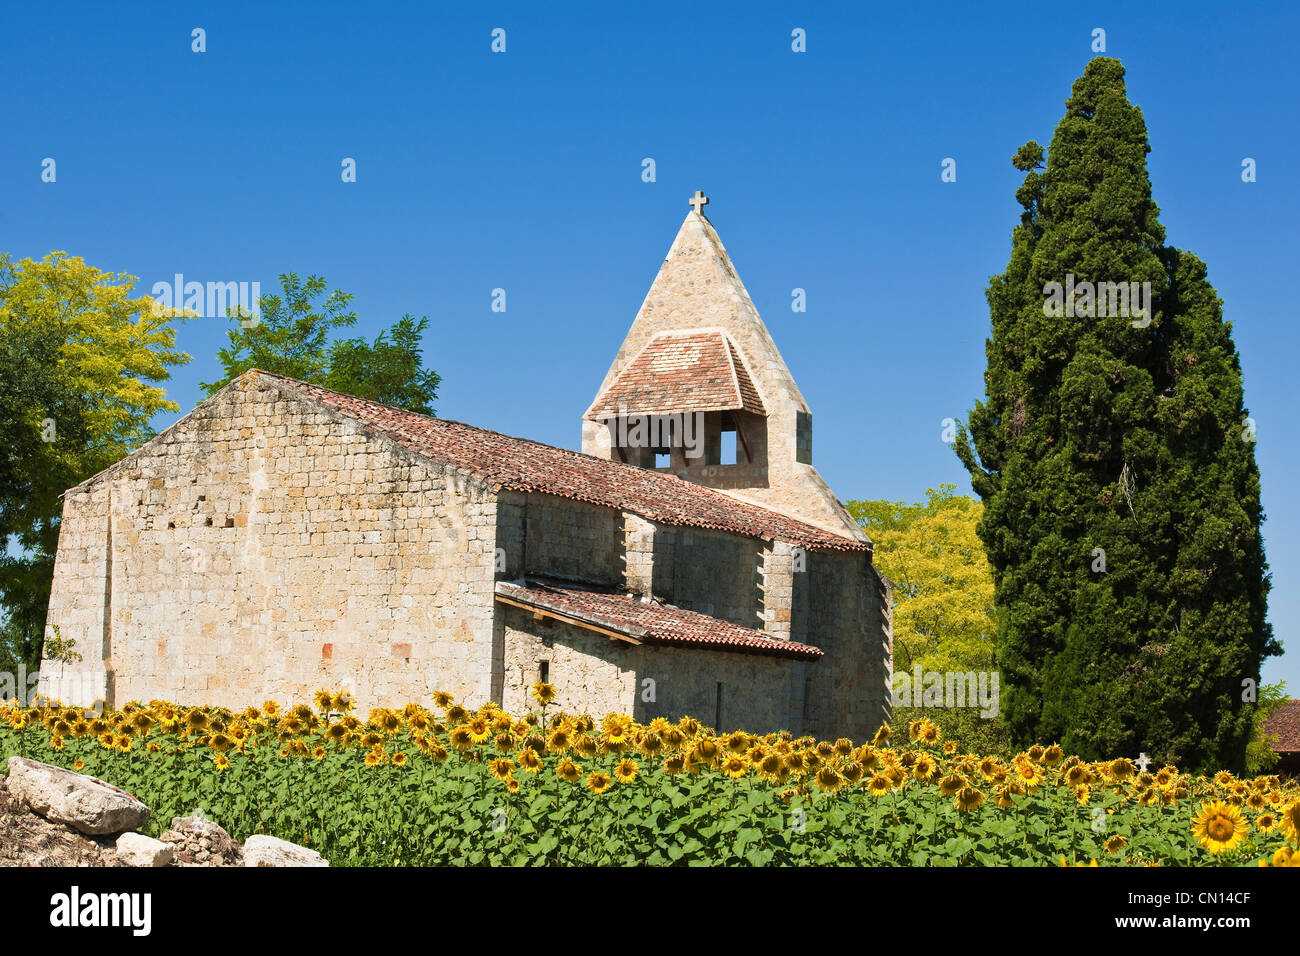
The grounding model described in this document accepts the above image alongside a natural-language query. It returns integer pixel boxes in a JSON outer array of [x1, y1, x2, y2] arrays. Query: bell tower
[[582, 192, 864, 541]]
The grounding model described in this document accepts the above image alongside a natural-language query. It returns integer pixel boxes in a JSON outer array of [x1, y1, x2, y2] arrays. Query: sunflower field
[[2, 686, 1298, 867]]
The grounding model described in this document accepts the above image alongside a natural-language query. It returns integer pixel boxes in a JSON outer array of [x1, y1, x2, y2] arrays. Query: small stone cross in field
[[688, 190, 709, 215], [1135, 752, 1152, 772]]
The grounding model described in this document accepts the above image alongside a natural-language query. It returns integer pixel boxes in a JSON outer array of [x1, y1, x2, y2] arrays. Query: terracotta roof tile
[[496, 579, 823, 661], [256, 371, 867, 552], [586, 331, 766, 420], [1264, 699, 1300, 753]]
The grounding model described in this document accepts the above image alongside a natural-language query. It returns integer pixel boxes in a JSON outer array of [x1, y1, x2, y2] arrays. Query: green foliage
[[1244, 682, 1289, 776], [41, 625, 81, 666], [0, 726, 1285, 867], [0, 252, 189, 676], [954, 58, 1276, 774], [890, 706, 1013, 759], [201, 273, 440, 415], [846, 485, 996, 673], [325, 314, 441, 415]]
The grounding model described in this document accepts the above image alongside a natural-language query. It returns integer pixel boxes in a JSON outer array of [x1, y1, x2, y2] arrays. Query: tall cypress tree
[[955, 58, 1276, 773]]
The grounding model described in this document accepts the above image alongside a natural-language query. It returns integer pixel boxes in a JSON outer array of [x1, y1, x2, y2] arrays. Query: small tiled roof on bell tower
[[581, 190, 869, 541], [585, 329, 765, 421]]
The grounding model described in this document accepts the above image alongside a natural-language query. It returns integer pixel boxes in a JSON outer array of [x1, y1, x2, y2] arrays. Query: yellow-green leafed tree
[[0, 251, 190, 675], [845, 484, 995, 674]]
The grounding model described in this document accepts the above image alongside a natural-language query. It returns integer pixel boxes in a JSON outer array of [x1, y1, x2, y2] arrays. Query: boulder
[[242, 834, 328, 867], [6, 757, 149, 836], [115, 831, 174, 867]]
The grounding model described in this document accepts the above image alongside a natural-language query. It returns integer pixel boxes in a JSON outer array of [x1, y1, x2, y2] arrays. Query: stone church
[[40, 194, 893, 739]]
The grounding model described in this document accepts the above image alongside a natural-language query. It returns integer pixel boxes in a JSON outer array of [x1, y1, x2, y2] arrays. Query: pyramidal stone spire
[[582, 193, 866, 541]]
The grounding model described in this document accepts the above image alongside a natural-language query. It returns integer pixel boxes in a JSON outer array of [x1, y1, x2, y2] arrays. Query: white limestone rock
[[6, 757, 149, 836], [242, 834, 328, 867], [115, 831, 175, 867]]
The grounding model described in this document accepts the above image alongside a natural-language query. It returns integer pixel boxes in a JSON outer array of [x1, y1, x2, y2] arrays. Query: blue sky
[[3, 1, 1296, 687]]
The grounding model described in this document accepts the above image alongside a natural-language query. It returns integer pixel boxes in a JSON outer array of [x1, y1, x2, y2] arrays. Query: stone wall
[[499, 604, 805, 733], [520, 495, 621, 586], [798, 553, 893, 740], [41, 484, 112, 706], [39, 375, 499, 712], [653, 527, 763, 629]]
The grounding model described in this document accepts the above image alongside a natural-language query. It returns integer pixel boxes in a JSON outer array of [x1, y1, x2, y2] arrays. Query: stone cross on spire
[[688, 190, 709, 215]]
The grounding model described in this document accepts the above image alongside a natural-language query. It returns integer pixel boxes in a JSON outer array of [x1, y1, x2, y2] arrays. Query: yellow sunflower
[[555, 758, 582, 783], [1191, 800, 1248, 855], [532, 682, 557, 705], [913, 755, 938, 782], [1279, 800, 1300, 845], [615, 758, 640, 783], [1109, 758, 1135, 782], [954, 786, 985, 812], [586, 771, 613, 794], [694, 738, 720, 764], [518, 748, 543, 773], [1064, 764, 1092, 787], [867, 774, 892, 796], [938, 773, 965, 798], [815, 766, 843, 793]]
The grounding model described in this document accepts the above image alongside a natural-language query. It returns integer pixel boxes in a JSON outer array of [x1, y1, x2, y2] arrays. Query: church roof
[[495, 579, 823, 661], [584, 330, 766, 420], [255, 371, 867, 552]]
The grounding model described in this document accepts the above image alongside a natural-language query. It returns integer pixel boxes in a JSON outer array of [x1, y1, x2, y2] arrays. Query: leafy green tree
[[0, 251, 189, 676], [846, 485, 996, 674], [954, 58, 1276, 773], [201, 273, 440, 414], [326, 315, 440, 415], [1244, 682, 1289, 776]]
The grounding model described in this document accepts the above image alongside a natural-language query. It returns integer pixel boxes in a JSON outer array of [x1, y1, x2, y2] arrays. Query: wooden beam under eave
[[495, 594, 643, 645]]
